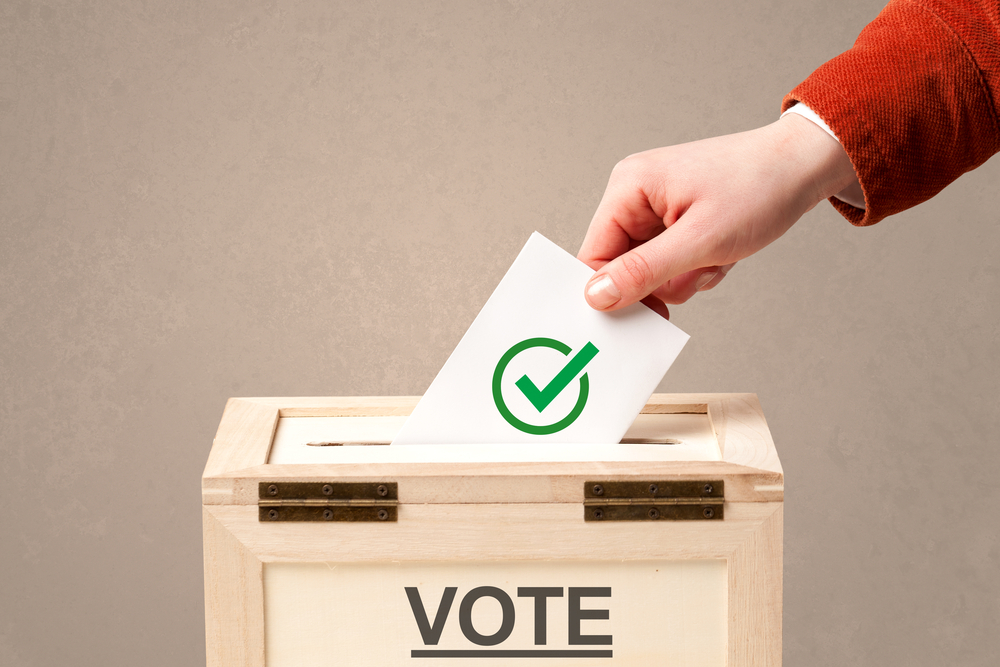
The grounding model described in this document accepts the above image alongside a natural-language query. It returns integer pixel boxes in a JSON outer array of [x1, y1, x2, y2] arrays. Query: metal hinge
[[584, 480, 724, 522], [258, 482, 398, 522]]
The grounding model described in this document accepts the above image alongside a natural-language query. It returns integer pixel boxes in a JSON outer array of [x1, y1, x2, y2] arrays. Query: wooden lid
[[202, 393, 782, 506]]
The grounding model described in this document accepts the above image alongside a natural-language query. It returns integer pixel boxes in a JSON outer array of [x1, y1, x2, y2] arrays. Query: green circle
[[492, 337, 590, 435]]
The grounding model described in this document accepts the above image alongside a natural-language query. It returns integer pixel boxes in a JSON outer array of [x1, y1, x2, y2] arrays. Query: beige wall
[[2, 1, 998, 664]]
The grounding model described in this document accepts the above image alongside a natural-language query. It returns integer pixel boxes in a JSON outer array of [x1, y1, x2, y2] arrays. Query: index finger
[[577, 169, 671, 269]]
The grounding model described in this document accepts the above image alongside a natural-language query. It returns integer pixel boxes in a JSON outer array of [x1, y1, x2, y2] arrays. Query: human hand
[[578, 113, 858, 318]]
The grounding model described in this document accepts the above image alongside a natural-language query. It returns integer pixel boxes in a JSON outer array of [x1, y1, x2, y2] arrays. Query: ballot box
[[202, 393, 783, 666]]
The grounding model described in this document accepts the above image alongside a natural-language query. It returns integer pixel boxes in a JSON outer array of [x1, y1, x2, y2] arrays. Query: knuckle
[[610, 154, 641, 179], [610, 158, 631, 179]]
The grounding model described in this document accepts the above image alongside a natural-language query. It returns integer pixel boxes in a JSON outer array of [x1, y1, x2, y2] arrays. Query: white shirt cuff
[[781, 103, 865, 210]]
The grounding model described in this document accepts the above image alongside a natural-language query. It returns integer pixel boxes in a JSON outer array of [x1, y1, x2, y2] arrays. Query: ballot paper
[[391, 232, 689, 445]]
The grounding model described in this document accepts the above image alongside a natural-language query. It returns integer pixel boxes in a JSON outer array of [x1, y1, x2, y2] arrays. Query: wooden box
[[202, 393, 783, 666]]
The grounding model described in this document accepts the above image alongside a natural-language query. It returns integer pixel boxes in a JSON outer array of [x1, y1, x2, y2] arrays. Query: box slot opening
[[268, 413, 719, 463]]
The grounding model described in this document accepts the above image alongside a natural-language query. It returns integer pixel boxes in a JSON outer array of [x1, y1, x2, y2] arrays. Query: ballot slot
[[266, 412, 722, 464]]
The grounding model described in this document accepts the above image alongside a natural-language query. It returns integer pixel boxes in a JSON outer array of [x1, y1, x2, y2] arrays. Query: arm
[[580, 0, 1000, 313], [784, 0, 1000, 226]]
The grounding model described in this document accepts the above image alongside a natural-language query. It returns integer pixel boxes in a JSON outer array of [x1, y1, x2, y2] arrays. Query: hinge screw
[[592, 484, 604, 496], [377, 509, 389, 521], [703, 507, 715, 519], [648, 484, 658, 495], [648, 508, 660, 520], [322, 509, 334, 521], [322, 484, 334, 496], [593, 508, 604, 520], [268, 509, 278, 520], [703, 483, 714, 495], [268, 484, 278, 496], [377, 484, 388, 497]]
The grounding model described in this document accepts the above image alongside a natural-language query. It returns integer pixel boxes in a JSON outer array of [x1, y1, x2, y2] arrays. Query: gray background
[[2, 0, 997, 664]]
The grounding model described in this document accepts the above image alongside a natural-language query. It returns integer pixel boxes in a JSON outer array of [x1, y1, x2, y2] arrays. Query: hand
[[578, 113, 858, 318]]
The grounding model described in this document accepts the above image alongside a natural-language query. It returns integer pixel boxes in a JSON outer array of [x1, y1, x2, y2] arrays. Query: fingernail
[[720, 262, 736, 275], [695, 271, 718, 291], [586, 274, 621, 309]]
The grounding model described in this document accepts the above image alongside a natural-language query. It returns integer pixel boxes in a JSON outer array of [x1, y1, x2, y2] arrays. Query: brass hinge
[[584, 480, 724, 522], [258, 482, 398, 522]]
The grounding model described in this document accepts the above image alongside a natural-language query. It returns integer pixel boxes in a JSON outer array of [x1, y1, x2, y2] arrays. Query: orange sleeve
[[782, 0, 1000, 226]]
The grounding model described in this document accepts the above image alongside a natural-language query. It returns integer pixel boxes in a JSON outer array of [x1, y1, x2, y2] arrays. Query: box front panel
[[264, 559, 726, 666]]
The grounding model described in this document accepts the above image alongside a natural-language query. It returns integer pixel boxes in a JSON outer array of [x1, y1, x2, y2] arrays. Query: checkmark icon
[[493, 337, 596, 434], [514, 341, 599, 412]]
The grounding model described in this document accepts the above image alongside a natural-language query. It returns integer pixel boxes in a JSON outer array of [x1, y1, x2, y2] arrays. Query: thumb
[[583, 229, 702, 311]]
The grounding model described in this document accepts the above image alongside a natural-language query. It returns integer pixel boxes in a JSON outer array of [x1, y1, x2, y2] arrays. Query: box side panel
[[204, 501, 782, 666], [203, 506, 265, 667], [728, 503, 782, 667], [264, 560, 727, 666]]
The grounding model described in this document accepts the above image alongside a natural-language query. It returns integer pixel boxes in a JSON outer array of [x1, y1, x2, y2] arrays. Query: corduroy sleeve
[[782, 0, 1000, 226]]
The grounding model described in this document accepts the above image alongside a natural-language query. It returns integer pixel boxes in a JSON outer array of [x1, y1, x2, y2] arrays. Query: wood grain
[[208, 461, 781, 505], [250, 395, 420, 417], [202, 506, 265, 667], [710, 394, 783, 475], [728, 503, 783, 667], [202, 398, 278, 486], [205, 502, 782, 563]]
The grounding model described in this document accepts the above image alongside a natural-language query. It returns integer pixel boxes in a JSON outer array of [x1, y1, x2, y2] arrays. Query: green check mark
[[514, 341, 599, 412]]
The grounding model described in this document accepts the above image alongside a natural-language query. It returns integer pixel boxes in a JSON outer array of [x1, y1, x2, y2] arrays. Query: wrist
[[773, 112, 858, 208]]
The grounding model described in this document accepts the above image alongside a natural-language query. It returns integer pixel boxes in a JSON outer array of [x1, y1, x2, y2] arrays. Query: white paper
[[392, 232, 689, 445]]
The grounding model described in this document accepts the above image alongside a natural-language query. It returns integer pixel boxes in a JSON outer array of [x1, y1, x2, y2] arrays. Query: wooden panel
[[202, 398, 279, 490], [264, 559, 727, 666], [210, 461, 781, 505], [204, 502, 782, 665], [709, 395, 783, 476], [642, 394, 708, 414], [202, 506, 265, 667], [254, 395, 420, 417], [727, 504, 782, 667], [205, 502, 782, 563]]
